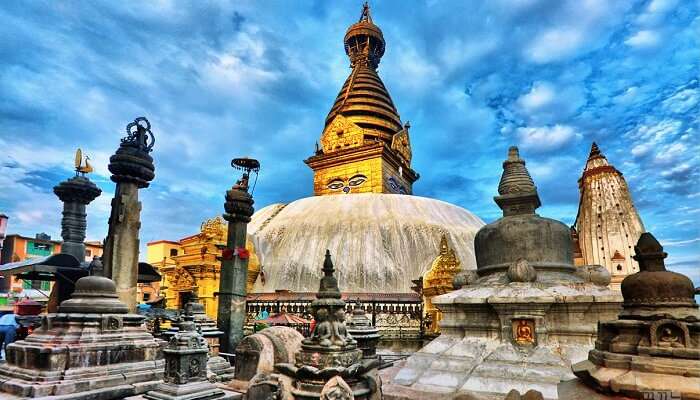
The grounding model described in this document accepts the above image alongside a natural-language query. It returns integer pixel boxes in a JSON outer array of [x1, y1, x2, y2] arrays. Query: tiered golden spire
[[305, 3, 419, 196]]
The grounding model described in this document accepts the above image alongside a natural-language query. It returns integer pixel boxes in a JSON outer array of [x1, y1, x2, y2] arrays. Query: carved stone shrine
[[140, 315, 235, 400], [572, 232, 700, 398], [0, 275, 164, 399], [389, 147, 622, 399], [248, 250, 382, 400]]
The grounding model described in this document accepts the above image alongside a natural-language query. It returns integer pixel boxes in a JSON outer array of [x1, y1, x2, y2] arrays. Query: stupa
[[571, 232, 700, 398], [0, 275, 165, 399], [572, 142, 645, 289], [240, 4, 484, 336], [389, 147, 622, 399]]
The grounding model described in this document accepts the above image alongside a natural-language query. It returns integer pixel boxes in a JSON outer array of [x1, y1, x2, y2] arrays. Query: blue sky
[[1, 1, 698, 284]]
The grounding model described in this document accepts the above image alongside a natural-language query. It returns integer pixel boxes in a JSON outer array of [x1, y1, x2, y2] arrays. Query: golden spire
[[304, 4, 419, 196]]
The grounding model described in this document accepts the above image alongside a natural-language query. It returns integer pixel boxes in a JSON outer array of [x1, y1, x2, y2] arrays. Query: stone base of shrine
[[0, 360, 164, 400], [125, 380, 240, 400], [572, 356, 700, 399]]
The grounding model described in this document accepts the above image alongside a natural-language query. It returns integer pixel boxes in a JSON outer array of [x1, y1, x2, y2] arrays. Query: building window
[[143, 293, 151, 302], [86, 249, 92, 257], [170, 249, 178, 257], [616, 264, 623, 271]]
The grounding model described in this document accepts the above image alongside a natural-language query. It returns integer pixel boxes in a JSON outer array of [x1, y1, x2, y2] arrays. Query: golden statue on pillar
[[74, 148, 94, 175]]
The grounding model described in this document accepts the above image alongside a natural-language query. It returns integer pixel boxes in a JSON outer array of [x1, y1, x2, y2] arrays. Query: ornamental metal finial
[[122, 117, 155, 153], [74, 148, 94, 175], [231, 157, 261, 194]]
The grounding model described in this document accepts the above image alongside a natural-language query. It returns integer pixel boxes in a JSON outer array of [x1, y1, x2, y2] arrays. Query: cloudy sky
[[1, 0, 698, 284]]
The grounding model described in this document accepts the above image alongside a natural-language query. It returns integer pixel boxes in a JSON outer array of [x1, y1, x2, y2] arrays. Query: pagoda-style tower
[[304, 3, 419, 196], [573, 142, 645, 289]]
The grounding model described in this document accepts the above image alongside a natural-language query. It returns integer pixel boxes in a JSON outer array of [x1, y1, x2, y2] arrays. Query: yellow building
[[146, 216, 259, 319], [421, 235, 461, 335]]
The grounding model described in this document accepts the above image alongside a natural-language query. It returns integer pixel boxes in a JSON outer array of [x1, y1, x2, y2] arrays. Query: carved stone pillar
[[102, 117, 155, 312], [50, 174, 101, 310], [217, 164, 254, 354]]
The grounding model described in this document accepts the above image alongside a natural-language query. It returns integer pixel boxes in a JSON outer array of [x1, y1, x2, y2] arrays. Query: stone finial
[[494, 146, 541, 216], [318, 249, 341, 299], [108, 117, 156, 188], [632, 232, 668, 272]]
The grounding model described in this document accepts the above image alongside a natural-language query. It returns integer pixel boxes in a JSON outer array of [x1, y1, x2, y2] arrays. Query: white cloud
[[662, 237, 700, 247], [525, 28, 584, 63], [654, 142, 688, 165], [516, 124, 581, 152], [517, 81, 556, 112], [663, 88, 700, 113], [515, 81, 585, 124], [625, 30, 661, 48]]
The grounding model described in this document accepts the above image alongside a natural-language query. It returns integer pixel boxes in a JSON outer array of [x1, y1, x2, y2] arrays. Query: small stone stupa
[[0, 275, 164, 399], [137, 315, 235, 400], [571, 232, 700, 398], [390, 147, 622, 399], [248, 250, 382, 400]]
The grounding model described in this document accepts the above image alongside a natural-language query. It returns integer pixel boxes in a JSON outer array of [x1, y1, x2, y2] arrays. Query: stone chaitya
[[0, 276, 164, 399], [389, 147, 622, 399], [247, 250, 382, 400], [135, 315, 235, 400], [571, 232, 700, 398], [162, 295, 235, 383], [346, 303, 381, 360]]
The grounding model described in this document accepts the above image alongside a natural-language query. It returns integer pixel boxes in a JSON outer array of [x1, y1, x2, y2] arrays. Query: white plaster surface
[[248, 194, 484, 293]]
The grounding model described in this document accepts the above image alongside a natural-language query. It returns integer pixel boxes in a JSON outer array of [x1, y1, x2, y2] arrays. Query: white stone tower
[[573, 142, 645, 289]]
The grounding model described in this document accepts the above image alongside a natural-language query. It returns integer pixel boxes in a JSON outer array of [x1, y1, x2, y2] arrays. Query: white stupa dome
[[248, 193, 484, 293]]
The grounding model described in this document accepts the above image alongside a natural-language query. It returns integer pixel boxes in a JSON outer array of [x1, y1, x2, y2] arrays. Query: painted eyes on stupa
[[327, 180, 344, 190], [348, 175, 367, 187], [327, 175, 368, 193]]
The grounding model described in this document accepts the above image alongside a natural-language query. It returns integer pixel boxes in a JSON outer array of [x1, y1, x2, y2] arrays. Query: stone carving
[[506, 258, 537, 283], [103, 315, 122, 331], [320, 376, 354, 400], [574, 264, 611, 286]]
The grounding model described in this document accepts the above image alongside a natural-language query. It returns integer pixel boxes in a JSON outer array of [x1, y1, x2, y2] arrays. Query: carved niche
[[512, 319, 536, 346], [321, 115, 364, 153], [102, 316, 123, 331], [650, 319, 689, 348]]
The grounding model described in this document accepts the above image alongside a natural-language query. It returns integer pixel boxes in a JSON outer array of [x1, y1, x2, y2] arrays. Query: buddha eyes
[[348, 175, 367, 187], [326, 175, 368, 192], [327, 180, 344, 190]]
